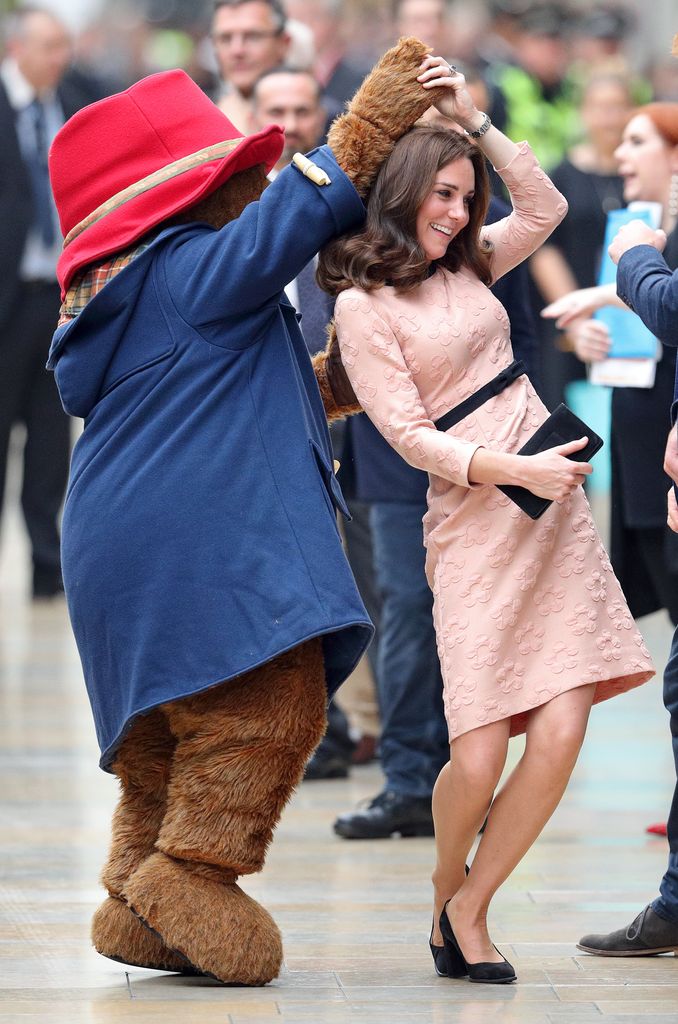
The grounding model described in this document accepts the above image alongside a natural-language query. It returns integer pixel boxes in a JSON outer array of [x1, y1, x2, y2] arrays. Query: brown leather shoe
[[578, 905, 678, 956], [351, 734, 377, 765]]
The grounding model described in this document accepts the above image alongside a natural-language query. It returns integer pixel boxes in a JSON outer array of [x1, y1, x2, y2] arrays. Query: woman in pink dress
[[320, 57, 655, 984]]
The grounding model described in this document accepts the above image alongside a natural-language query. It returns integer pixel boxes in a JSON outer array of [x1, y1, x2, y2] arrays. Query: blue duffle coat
[[47, 145, 373, 771]]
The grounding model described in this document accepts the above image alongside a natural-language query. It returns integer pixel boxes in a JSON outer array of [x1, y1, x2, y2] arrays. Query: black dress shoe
[[32, 565, 64, 599], [333, 789, 434, 839], [304, 749, 350, 780], [578, 904, 678, 956], [440, 900, 516, 984]]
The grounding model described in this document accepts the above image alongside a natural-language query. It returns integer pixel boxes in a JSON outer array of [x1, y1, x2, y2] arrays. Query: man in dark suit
[[0, 6, 101, 597], [285, 0, 369, 126], [252, 66, 382, 778]]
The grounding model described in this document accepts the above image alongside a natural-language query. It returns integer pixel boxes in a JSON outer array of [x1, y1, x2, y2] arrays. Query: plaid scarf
[[58, 236, 156, 327]]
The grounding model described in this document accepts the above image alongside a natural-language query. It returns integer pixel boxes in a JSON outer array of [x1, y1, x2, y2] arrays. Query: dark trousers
[[370, 500, 448, 797], [635, 528, 678, 626], [654, 624, 678, 923], [0, 281, 69, 579], [320, 499, 381, 758], [343, 498, 381, 680]]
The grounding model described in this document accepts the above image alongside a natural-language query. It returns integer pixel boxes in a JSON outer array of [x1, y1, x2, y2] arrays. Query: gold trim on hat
[[63, 137, 245, 248]]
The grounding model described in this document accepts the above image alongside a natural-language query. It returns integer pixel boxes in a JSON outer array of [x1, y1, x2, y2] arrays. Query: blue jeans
[[653, 624, 678, 923], [369, 501, 449, 797]]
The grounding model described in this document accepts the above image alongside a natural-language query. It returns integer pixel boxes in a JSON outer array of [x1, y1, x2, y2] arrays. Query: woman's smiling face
[[415, 157, 476, 261]]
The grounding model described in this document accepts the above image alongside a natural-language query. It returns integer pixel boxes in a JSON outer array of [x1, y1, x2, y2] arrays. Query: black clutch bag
[[498, 403, 604, 520]]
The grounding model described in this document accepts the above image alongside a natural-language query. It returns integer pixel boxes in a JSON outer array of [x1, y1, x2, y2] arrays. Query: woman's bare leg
[[446, 683, 596, 964], [430, 718, 511, 945]]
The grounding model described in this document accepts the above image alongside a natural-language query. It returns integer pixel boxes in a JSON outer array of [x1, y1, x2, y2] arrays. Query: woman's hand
[[667, 489, 678, 536], [541, 284, 616, 329], [668, 487, 678, 534], [417, 56, 479, 129], [664, 425, 678, 483], [468, 437, 592, 497], [520, 437, 593, 502], [566, 319, 611, 363]]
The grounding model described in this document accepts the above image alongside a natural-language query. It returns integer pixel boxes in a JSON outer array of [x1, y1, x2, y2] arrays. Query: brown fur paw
[[122, 852, 283, 985], [312, 334, 362, 422], [329, 36, 433, 196], [92, 895, 203, 974]]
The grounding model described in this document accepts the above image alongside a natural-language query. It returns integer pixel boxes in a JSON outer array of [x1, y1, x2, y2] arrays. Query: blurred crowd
[[42, 0, 678, 109], [61, 1, 678, 107]]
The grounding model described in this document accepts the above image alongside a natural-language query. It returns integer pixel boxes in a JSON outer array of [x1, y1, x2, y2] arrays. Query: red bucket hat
[[50, 69, 284, 294]]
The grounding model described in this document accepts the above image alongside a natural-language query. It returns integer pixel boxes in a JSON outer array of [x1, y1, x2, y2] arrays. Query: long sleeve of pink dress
[[334, 142, 654, 741]]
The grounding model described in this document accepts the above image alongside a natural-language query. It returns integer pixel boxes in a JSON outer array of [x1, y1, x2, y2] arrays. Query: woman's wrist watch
[[465, 112, 492, 139]]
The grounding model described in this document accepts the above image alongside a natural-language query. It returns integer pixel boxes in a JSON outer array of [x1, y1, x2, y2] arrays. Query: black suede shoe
[[578, 905, 678, 956], [333, 789, 434, 839], [440, 900, 516, 984]]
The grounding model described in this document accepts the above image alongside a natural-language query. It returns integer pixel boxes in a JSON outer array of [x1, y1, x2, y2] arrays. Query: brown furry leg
[[92, 709, 197, 974], [122, 639, 328, 985], [102, 710, 176, 894]]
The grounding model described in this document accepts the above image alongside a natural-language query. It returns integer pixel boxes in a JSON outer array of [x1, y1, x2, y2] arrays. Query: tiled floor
[[1, 479, 677, 1023]]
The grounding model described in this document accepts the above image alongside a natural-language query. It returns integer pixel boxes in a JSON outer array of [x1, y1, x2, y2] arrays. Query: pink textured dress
[[334, 143, 655, 741]]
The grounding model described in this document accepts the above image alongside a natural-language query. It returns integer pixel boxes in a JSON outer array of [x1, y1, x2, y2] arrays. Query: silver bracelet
[[465, 112, 492, 139]]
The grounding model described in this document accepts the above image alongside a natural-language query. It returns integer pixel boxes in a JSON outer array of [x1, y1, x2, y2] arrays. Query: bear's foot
[[92, 895, 204, 974], [121, 851, 283, 985]]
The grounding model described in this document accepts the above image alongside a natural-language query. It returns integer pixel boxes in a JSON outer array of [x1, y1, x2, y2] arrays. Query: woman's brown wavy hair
[[318, 124, 493, 296]]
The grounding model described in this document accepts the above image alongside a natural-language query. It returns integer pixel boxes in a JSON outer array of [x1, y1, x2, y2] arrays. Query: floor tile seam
[[125, 972, 134, 1000], [553, 981, 678, 989], [331, 969, 354, 1001], [324, 980, 560, 992]]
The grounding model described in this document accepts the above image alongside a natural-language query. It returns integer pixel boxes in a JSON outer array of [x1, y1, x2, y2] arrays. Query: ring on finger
[[448, 64, 457, 74]]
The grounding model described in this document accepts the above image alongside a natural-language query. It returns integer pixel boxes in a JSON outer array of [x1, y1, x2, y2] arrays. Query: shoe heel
[[438, 903, 468, 978], [430, 867, 471, 978], [429, 937, 450, 977]]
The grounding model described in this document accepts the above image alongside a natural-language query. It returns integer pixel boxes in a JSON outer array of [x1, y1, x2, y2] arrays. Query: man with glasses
[[212, 0, 291, 130]]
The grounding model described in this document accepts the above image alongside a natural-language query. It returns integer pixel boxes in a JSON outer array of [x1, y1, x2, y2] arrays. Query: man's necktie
[[27, 98, 55, 247], [296, 260, 331, 355]]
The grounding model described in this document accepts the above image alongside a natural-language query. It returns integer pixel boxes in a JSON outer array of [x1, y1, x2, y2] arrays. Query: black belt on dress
[[433, 359, 526, 432]]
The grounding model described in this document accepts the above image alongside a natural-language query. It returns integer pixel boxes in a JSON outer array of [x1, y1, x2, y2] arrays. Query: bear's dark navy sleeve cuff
[[617, 245, 678, 348]]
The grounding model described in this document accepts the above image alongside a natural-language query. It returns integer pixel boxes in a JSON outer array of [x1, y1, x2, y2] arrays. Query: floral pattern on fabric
[[334, 143, 654, 740]]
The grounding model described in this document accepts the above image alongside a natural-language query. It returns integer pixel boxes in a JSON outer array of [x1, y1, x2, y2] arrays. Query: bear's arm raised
[[327, 36, 433, 198], [314, 36, 434, 419]]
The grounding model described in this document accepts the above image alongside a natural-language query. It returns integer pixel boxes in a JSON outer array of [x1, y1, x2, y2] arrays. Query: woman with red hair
[[543, 102, 678, 626], [543, 99, 678, 877], [544, 67, 678, 953]]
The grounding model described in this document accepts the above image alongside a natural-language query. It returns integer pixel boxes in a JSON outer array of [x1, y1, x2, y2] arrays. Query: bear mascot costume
[[46, 38, 434, 984]]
